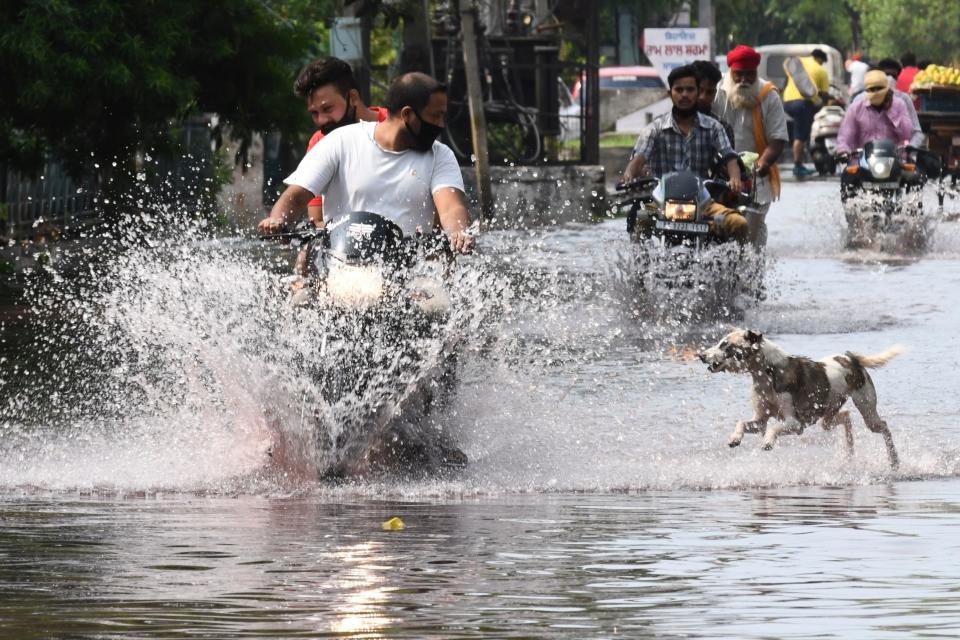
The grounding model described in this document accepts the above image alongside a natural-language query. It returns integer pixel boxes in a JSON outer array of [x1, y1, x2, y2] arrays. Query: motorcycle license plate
[[825, 138, 837, 151], [655, 220, 709, 233], [864, 181, 899, 190]]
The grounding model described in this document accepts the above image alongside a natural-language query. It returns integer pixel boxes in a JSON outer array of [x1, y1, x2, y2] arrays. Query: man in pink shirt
[[836, 70, 914, 158]]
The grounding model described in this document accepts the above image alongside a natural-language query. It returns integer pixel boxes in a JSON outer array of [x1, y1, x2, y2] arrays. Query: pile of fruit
[[911, 64, 960, 90]]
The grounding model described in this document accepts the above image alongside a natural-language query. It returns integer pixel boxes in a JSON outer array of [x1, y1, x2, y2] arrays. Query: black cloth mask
[[319, 103, 357, 135], [405, 111, 444, 151]]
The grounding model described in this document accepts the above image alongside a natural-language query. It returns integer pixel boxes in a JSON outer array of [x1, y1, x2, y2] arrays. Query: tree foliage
[[0, 0, 325, 177], [714, 0, 960, 64], [714, 0, 852, 54], [856, 0, 960, 62]]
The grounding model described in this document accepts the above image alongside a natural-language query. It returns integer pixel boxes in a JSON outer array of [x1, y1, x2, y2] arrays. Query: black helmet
[[325, 211, 405, 264]]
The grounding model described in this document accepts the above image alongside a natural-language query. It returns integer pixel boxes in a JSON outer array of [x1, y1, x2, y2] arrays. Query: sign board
[[330, 17, 363, 62], [643, 28, 711, 86]]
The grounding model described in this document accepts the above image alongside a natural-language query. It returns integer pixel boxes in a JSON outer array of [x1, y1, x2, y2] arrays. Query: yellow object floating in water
[[382, 517, 405, 531]]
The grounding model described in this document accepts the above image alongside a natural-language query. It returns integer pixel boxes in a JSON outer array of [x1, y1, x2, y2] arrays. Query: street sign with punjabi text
[[643, 28, 712, 86]]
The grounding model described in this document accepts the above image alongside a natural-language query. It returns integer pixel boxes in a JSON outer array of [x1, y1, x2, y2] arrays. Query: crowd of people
[[256, 47, 937, 257], [623, 45, 790, 247], [621, 45, 939, 248]]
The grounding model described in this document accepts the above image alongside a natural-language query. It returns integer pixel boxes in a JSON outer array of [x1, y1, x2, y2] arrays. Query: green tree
[[857, 0, 960, 63], [0, 0, 325, 182], [714, 0, 853, 53]]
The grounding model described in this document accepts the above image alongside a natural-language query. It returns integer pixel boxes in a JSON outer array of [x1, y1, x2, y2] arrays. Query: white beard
[[724, 74, 760, 109]]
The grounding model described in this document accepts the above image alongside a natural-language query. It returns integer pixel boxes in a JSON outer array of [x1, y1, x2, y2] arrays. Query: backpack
[[784, 56, 817, 99]]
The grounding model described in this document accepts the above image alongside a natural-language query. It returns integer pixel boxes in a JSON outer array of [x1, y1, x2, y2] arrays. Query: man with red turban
[[712, 44, 788, 247]]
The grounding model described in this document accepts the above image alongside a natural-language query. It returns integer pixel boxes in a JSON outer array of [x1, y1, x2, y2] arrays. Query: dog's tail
[[848, 344, 907, 369]]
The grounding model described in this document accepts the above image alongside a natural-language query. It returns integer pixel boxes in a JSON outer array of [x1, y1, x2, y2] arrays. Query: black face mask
[[672, 105, 697, 120], [405, 110, 444, 151], [319, 103, 357, 135]]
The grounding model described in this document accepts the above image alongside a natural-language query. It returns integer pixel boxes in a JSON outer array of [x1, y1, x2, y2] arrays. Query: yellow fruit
[[382, 516, 405, 531]]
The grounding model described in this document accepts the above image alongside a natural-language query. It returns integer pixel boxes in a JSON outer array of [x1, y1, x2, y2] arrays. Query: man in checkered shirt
[[622, 64, 748, 242]]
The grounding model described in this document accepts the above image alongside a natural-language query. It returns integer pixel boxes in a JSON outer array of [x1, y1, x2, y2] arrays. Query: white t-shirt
[[847, 60, 869, 95], [284, 120, 464, 236]]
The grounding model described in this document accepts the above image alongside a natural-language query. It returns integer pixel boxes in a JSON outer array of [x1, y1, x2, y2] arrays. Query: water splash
[[608, 239, 768, 330], [0, 216, 514, 491], [2, 181, 959, 495]]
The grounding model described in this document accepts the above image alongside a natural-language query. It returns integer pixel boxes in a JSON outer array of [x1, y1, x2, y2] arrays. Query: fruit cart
[[911, 67, 960, 185]]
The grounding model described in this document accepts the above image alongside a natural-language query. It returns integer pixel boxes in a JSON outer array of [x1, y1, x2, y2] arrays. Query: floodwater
[[2, 179, 960, 638]]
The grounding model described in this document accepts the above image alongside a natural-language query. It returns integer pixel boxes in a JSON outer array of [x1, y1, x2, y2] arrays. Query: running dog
[[699, 329, 904, 468]]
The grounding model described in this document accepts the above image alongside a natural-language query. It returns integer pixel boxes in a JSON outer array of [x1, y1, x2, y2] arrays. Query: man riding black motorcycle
[[259, 57, 389, 275], [258, 72, 474, 477], [836, 70, 914, 161], [691, 59, 735, 148], [622, 65, 748, 243], [260, 72, 474, 253]]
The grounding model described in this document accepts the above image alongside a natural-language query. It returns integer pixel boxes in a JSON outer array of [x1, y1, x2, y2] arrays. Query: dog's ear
[[746, 329, 763, 344]]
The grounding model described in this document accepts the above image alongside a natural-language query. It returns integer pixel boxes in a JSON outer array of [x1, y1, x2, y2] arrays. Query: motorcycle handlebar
[[258, 226, 326, 243], [615, 176, 658, 192], [259, 223, 459, 257], [705, 178, 754, 202]]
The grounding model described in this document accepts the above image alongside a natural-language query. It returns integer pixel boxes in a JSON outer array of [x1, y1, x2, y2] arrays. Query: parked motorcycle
[[810, 104, 845, 175], [263, 211, 467, 478]]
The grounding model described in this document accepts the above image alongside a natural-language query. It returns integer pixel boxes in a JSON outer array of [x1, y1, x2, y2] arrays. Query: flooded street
[[3, 179, 960, 637]]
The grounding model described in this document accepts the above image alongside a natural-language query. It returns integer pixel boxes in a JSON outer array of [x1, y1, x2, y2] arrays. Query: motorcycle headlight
[[326, 261, 384, 306], [868, 157, 893, 179], [665, 200, 697, 220]]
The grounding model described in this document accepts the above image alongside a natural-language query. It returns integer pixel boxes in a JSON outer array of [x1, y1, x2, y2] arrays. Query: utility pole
[[400, 0, 435, 75], [337, 3, 371, 103], [458, 0, 495, 221], [584, 3, 600, 165], [616, 6, 640, 66], [698, 0, 715, 58]]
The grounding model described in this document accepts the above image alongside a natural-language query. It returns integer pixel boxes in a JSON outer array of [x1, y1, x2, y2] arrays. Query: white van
[[754, 44, 847, 98]]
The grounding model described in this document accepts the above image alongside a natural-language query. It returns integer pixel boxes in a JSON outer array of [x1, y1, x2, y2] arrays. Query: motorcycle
[[264, 211, 467, 479], [839, 140, 942, 248], [810, 103, 845, 176], [619, 166, 758, 247], [615, 166, 764, 314]]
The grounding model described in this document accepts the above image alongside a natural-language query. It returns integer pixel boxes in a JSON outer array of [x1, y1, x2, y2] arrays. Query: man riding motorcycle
[[260, 72, 474, 253], [836, 70, 914, 161], [691, 60, 735, 148], [258, 72, 474, 477], [622, 65, 748, 243], [850, 63, 925, 149], [712, 45, 788, 248], [258, 57, 387, 273]]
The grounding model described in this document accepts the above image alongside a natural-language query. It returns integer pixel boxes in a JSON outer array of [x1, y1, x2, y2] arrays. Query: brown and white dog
[[699, 329, 904, 467]]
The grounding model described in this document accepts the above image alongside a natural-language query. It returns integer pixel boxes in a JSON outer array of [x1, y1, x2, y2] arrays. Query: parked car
[[561, 66, 667, 138], [570, 65, 666, 103]]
